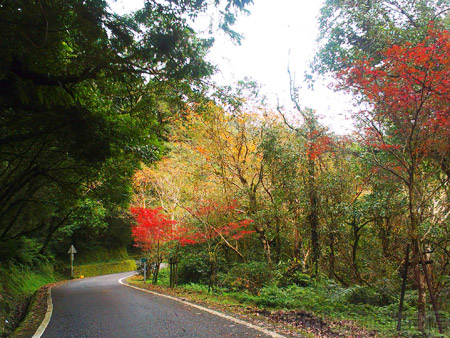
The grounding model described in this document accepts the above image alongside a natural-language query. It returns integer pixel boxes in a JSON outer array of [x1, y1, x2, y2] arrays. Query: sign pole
[[70, 253, 74, 277], [67, 245, 77, 278], [143, 261, 147, 283], [141, 258, 147, 283]]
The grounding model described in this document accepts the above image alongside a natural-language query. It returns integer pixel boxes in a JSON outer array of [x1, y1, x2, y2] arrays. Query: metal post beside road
[[67, 245, 77, 278], [141, 258, 147, 283]]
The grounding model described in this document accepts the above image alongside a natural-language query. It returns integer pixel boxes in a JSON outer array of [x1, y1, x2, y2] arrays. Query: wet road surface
[[42, 271, 277, 338]]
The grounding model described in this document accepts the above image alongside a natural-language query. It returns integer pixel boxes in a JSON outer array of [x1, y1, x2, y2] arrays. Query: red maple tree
[[178, 199, 254, 246], [130, 207, 178, 253], [339, 26, 450, 333], [339, 27, 450, 163], [176, 199, 254, 289]]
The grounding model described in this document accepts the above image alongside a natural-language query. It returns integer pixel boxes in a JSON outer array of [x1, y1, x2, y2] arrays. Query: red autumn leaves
[[130, 207, 177, 252], [306, 130, 332, 160], [130, 200, 254, 250], [339, 27, 450, 158]]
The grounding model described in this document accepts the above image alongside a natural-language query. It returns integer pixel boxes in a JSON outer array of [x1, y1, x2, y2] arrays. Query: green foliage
[[0, 264, 55, 298], [219, 261, 272, 293], [0, 263, 57, 337], [177, 251, 210, 285], [226, 281, 417, 335], [0, 237, 44, 265], [74, 247, 130, 265], [154, 265, 170, 286], [73, 259, 136, 278], [0, 0, 252, 267], [342, 285, 396, 307], [171, 277, 449, 336], [181, 282, 211, 293], [275, 260, 311, 287], [50, 218, 132, 267], [313, 0, 450, 75]]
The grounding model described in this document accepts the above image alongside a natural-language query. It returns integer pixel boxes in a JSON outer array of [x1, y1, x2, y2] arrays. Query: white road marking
[[118, 275, 285, 338], [32, 288, 53, 338]]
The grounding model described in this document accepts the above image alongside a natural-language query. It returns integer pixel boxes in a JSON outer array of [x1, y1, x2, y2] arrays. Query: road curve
[[41, 271, 278, 338]]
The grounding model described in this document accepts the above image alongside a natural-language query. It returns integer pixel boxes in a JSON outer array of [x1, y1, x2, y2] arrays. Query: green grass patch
[[73, 259, 136, 278], [0, 264, 57, 337]]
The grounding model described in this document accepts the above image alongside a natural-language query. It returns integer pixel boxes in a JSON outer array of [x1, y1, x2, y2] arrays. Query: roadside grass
[[223, 284, 415, 337], [179, 283, 404, 337], [2, 257, 137, 337], [227, 284, 447, 338], [73, 259, 136, 278], [0, 264, 58, 337], [127, 270, 448, 338], [8, 281, 68, 338]]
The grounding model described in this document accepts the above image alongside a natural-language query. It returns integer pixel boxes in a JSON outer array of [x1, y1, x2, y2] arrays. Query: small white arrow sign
[[68, 245, 77, 254]]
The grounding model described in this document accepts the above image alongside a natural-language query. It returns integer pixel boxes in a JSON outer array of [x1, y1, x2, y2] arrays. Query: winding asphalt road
[[41, 271, 278, 338]]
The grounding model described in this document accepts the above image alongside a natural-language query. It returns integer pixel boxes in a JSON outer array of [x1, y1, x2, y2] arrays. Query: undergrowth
[[152, 269, 447, 337], [0, 263, 58, 337]]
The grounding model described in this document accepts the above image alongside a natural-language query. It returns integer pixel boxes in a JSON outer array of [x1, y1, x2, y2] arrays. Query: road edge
[[31, 288, 53, 338], [118, 275, 286, 338]]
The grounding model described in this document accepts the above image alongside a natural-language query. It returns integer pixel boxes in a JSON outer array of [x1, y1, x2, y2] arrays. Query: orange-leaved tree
[[176, 99, 279, 265]]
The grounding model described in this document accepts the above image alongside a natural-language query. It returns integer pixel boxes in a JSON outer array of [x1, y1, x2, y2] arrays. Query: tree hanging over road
[[0, 0, 252, 262]]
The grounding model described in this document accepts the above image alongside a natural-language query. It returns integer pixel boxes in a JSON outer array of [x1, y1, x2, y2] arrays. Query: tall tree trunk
[[421, 247, 443, 334], [274, 217, 281, 264], [152, 242, 161, 284], [351, 220, 362, 282], [39, 220, 57, 255], [248, 185, 272, 266], [413, 242, 427, 333], [261, 233, 272, 266], [152, 262, 160, 284], [408, 171, 427, 333], [397, 244, 410, 331], [39, 211, 73, 254], [308, 157, 320, 278], [208, 251, 217, 292], [328, 232, 335, 279], [378, 217, 391, 259], [293, 217, 301, 260]]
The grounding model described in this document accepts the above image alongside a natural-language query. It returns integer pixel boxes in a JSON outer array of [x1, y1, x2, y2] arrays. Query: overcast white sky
[[108, 0, 354, 133]]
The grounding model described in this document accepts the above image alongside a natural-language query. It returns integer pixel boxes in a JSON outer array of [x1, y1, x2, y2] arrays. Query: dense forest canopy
[[1, 0, 450, 336], [0, 0, 251, 261]]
